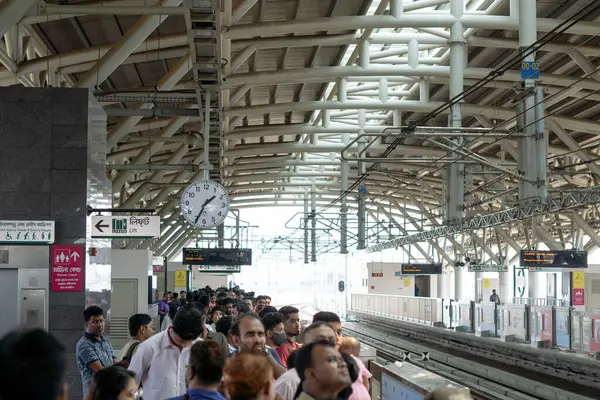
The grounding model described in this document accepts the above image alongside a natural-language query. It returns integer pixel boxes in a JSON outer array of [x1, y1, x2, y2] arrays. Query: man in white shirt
[[128, 307, 204, 400], [274, 321, 338, 400]]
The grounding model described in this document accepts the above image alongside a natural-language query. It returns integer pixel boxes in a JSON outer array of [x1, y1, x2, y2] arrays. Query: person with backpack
[[116, 313, 154, 368]]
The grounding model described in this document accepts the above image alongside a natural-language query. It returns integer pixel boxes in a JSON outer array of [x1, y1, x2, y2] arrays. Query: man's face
[[283, 313, 301, 337], [236, 317, 266, 353], [265, 297, 271, 305], [329, 322, 343, 344], [307, 345, 351, 390], [304, 325, 336, 345], [225, 302, 234, 315], [140, 322, 155, 340], [210, 295, 216, 303], [180, 291, 186, 298], [256, 299, 267, 312], [244, 299, 253, 309], [86, 314, 105, 336]]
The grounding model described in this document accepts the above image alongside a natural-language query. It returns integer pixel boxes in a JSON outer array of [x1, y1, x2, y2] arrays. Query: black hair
[[0, 329, 66, 400], [199, 295, 210, 308], [312, 311, 341, 324], [278, 306, 299, 322], [215, 315, 235, 336], [258, 306, 278, 318], [172, 292, 179, 299], [83, 305, 104, 322], [230, 313, 262, 337], [189, 340, 227, 385], [261, 312, 283, 332], [264, 295, 272, 300], [256, 295, 267, 301], [295, 340, 337, 380], [90, 366, 135, 400], [235, 301, 251, 315], [128, 313, 153, 337], [223, 298, 236, 306], [172, 307, 203, 340], [302, 321, 336, 343]]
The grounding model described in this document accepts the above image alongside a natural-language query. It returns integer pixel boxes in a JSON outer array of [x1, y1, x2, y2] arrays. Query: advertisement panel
[[540, 308, 553, 343], [555, 309, 570, 348], [51, 245, 84, 292]]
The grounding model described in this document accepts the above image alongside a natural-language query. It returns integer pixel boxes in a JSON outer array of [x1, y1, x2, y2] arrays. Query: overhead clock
[[180, 180, 230, 229]]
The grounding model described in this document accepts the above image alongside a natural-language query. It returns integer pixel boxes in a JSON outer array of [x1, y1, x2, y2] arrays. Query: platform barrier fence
[[348, 293, 600, 353]]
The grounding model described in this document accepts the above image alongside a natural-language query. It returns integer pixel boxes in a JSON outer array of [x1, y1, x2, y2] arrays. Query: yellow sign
[[573, 272, 585, 289], [175, 270, 187, 287], [404, 278, 411, 287], [483, 278, 491, 289]]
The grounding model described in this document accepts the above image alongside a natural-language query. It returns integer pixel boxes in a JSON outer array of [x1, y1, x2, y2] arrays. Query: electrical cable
[[318, 1, 600, 215]]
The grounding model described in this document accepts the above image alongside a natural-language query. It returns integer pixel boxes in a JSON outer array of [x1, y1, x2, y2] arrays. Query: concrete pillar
[[454, 267, 463, 300], [0, 87, 111, 399], [474, 271, 483, 302]]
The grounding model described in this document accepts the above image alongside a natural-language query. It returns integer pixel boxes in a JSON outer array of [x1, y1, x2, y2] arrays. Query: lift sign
[[521, 62, 540, 79]]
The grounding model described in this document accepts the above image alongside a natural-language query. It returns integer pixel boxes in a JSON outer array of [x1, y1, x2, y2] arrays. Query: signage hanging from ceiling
[[401, 263, 442, 275], [468, 265, 508, 273], [519, 250, 587, 268], [197, 265, 242, 274], [182, 248, 252, 266], [91, 216, 161, 238]]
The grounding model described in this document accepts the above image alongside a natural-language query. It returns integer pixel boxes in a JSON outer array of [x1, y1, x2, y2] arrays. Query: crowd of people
[[0, 285, 472, 400]]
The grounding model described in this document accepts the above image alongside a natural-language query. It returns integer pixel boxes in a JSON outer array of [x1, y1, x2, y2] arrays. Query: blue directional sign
[[357, 184, 367, 193], [521, 61, 540, 79]]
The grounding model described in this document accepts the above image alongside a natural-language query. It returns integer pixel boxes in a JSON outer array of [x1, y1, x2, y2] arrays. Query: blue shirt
[[168, 388, 227, 400], [76, 332, 116, 396], [267, 346, 284, 367]]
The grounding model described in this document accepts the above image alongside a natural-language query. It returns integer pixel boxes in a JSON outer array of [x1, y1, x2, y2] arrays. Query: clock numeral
[[219, 195, 224, 200], [189, 193, 195, 198], [202, 219, 207, 224], [212, 217, 216, 222], [185, 201, 189, 206], [187, 210, 192, 214], [214, 187, 217, 193], [221, 203, 226, 208], [204, 184, 209, 190], [218, 212, 222, 216], [196, 186, 201, 192]]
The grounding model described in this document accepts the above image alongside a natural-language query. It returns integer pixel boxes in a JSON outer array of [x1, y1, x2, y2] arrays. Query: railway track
[[344, 322, 595, 400]]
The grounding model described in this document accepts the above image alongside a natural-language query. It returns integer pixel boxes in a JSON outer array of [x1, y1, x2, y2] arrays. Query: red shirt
[[275, 339, 299, 367]]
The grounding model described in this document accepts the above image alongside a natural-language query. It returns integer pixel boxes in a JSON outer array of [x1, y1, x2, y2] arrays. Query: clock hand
[[193, 196, 217, 224]]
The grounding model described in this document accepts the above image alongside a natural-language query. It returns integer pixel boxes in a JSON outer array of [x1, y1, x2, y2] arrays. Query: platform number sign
[[521, 61, 540, 79]]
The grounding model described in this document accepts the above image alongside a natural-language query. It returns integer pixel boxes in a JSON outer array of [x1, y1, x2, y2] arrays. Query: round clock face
[[180, 180, 230, 229]]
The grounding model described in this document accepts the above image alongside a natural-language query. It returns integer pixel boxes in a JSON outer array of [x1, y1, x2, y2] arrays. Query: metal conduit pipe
[[43, 4, 187, 16], [108, 164, 201, 171]]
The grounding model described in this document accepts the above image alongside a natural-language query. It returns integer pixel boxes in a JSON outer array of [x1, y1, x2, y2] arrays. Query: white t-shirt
[[274, 368, 300, 400]]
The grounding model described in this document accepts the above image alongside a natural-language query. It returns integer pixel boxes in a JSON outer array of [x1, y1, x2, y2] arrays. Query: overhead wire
[[317, 0, 600, 216]]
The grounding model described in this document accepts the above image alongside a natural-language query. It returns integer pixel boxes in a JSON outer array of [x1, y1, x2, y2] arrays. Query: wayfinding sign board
[[91, 216, 160, 238], [401, 263, 442, 275], [51, 245, 84, 292], [197, 265, 242, 273], [468, 265, 508, 273], [520, 250, 587, 268], [183, 248, 252, 266], [0, 220, 55, 244]]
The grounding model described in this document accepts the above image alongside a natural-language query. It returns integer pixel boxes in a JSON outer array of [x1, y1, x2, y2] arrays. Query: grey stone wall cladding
[[0, 87, 90, 400]]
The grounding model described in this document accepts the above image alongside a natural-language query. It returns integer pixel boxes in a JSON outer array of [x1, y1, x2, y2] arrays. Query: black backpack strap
[[124, 341, 140, 361]]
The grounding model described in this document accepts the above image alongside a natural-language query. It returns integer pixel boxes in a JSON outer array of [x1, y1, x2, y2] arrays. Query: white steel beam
[[76, 0, 183, 88], [224, 15, 600, 40], [105, 55, 192, 150], [0, 0, 38, 39]]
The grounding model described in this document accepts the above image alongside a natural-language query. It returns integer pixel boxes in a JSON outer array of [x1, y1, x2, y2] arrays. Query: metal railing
[[348, 293, 600, 354]]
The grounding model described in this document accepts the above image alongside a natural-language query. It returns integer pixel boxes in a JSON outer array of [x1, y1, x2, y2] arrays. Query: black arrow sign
[[95, 220, 109, 233]]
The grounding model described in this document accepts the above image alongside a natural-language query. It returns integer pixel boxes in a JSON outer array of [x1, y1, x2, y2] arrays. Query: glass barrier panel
[[571, 311, 583, 351], [555, 307, 570, 349]]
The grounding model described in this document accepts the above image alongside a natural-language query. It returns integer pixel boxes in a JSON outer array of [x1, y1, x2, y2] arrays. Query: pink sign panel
[[51, 245, 84, 292], [573, 288, 585, 306], [153, 265, 163, 273]]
